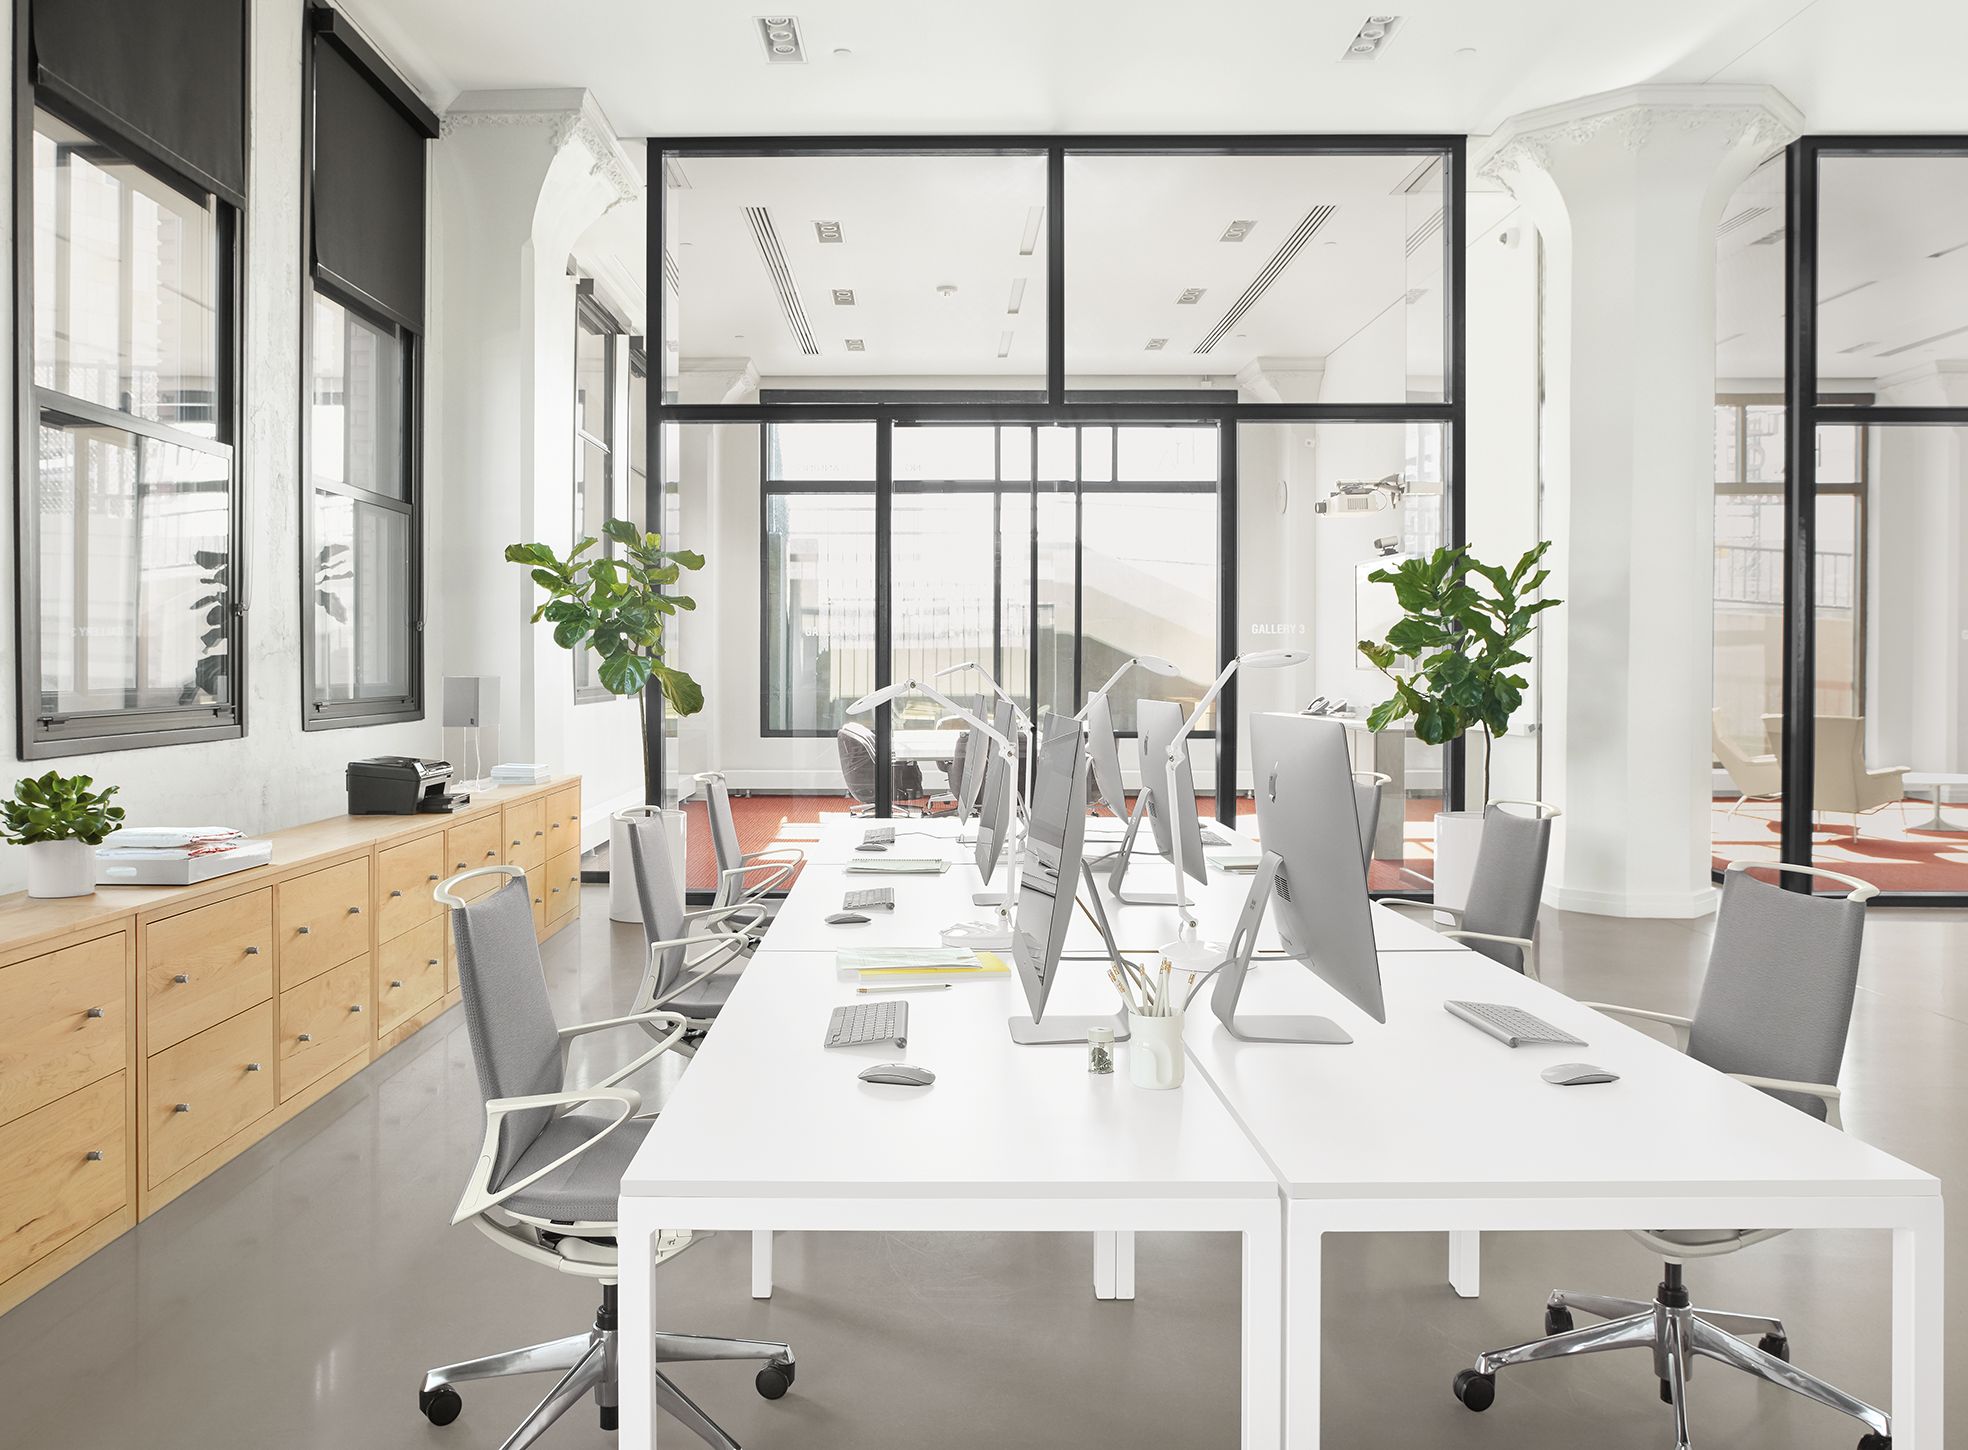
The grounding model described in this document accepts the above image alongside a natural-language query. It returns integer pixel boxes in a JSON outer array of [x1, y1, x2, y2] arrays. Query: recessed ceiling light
[[756, 16, 806, 63], [1221, 219, 1257, 242], [1341, 14, 1402, 62], [1019, 206, 1045, 257], [832, 46, 853, 57], [936, 283, 959, 299], [1007, 278, 1027, 315], [814, 220, 843, 243], [831, 288, 855, 305], [997, 331, 1013, 359], [1145, 338, 1168, 351], [844, 338, 865, 352], [1177, 287, 1207, 305], [1455, 45, 1478, 57]]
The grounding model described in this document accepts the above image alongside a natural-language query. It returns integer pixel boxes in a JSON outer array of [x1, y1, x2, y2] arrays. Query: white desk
[[618, 946, 1284, 1448], [1180, 948, 1945, 1447]]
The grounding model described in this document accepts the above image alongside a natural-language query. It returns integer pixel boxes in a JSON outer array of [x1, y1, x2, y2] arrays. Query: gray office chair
[[694, 771, 805, 909], [420, 866, 794, 1450], [1388, 799, 1557, 979], [1351, 769, 1388, 872], [1452, 860, 1890, 1450], [836, 721, 926, 815], [620, 810, 764, 1046]]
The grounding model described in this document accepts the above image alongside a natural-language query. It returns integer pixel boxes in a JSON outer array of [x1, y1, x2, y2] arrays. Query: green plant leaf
[[597, 650, 653, 697], [651, 661, 705, 716]]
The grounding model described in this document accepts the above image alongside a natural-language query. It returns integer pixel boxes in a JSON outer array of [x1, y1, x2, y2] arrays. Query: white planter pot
[[1430, 810, 1486, 921], [609, 808, 687, 924], [25, 839, 96, 899]]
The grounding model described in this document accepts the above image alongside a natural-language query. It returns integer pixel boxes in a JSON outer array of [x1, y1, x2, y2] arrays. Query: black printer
[[346, 757, 467, 815]]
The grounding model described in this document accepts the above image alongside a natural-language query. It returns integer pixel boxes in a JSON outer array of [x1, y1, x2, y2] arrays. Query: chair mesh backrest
[[837, 723, 878, 805], [704, 775, 742, 878], [1351, 778, 1382, 871], [1458, 805, 1552, 972], [449, 877, 563, 1183], [626, 814, 688, 997], [1688, 869, 1865, 1120]]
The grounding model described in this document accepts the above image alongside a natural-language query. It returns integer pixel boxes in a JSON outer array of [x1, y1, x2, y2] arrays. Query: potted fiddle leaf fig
[[1356, 541, 1560, 911], [507, 519, 705, 922], [2, 771, 126, 898]]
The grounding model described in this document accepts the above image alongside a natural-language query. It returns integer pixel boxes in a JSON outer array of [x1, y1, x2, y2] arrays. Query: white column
[[1480, 86, 1801, 918]]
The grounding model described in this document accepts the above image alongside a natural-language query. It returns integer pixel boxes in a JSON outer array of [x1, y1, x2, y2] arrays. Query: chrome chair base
[[1455, 1266, 1891, 1450], [420, 1283, 794, 1450]]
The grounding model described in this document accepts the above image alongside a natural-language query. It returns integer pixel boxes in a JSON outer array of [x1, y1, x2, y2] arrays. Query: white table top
[[1904, 771, 1968, 788], [1182, 948, 1937, 1202], [893, 727, 962, 763]]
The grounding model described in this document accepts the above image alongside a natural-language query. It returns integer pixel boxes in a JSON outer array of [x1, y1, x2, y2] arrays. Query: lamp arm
[[854, 679, 1015, 756], [1168, 659, 1240, 764]]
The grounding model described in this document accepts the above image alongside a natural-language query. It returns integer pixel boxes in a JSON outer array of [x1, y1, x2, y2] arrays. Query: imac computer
[[973, 695, 1019, 885], [1084, 692, 1128, 820], [1008, 715, 1132, 1046], [1106, 698, 1209, 905], [954, 717, 989, 821], [1207, 712, 1385, 1044]]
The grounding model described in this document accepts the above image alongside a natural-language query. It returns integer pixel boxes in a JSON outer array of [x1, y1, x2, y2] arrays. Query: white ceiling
[[341, 0, 1968, 140]]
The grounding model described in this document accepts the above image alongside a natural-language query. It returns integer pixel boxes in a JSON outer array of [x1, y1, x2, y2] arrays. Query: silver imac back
[[1137, 698, 1208, 886], [955, 720, 989, 820], [1084, 691, 1128, 820], [1010, 714, 1090, 1024], [974, 696, 1018, 883]]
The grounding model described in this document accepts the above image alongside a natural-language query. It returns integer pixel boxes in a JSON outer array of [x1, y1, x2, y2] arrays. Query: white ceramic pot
[[609, 807, 687, 924], [25, 839, 95, 899], [1127, 1009, 1186, 1090], [1430, 810, 1486, 921]]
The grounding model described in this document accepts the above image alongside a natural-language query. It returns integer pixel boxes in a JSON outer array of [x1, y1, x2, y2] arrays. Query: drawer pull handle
[[511, 839, 521, 848], [298, 1033, 314, 1042], [246, 1062, 262, 1072], [535, 897, 544, 907], [297, 925, 312, 936], [484, 850, 498, 859], [551, 887, 560, 895], [390, 979, 404, 989], [86, 1006, 104, 1019], [534, 830, 544, 838], [427, 959, 439, 967], [390, 889, 404, 898], [348, 905, 362, 915], [175, 1103, 191, 1113], [85, 1150, 104, 1162], [173, 973, 190, 984], [244, 945, 261, 955], [350, 1004, 363, 1013], [428, 873, 440, 882]]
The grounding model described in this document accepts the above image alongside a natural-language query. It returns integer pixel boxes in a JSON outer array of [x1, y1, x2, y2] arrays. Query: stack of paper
[[491, 763, 551, 785], [102, 826, 244, 857], [844, 857, 950, 875], [836, 948, 1011, 984], [96, 827, 271, 885]]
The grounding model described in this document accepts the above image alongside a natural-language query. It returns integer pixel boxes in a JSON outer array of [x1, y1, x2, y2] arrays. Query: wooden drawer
[[544, 785, 582, 858], [377, 919, 445, 1038], [442, 928, 458, 996], [0, 932, 126, 1129], [526, 867, 548, 937], [376, 831, 445, 942], [443, 814, 505, 894], [546, 848, 580, 923], [279, 955, 371, 1099], [144, 891, 273, 1055], [0, 1074, 126, 1286], [145, 1003, 275, 1189], [504, 799, 547, 870], [277, 857, 371, 989]]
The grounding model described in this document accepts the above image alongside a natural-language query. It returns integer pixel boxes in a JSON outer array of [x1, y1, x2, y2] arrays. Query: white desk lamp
[[847, 679, 1022, 950], [933, 660, 1037, 858], [1159, 648, 1310, 971], [1073, 654, 1181, 721]]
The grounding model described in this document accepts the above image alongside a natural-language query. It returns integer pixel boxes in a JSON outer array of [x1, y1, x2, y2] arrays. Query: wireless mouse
[[858, 1063, 935, 1087], [1542, 1062, 1620, 1087], [826, 911, 871, 925], [854, 843, 887, 853]]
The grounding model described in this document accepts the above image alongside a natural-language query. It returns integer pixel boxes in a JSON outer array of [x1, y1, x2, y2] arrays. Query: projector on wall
[[1316, 489, 1390, 516]]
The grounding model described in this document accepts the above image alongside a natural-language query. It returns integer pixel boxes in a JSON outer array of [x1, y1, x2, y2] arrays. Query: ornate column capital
[[1477, 83, 1804, 189], [442, 88, 640, 206]]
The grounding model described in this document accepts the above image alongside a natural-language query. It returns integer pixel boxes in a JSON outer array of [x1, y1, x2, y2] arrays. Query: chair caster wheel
[[419, 1385, 463, 1426], [1452, 1369, 1495, 1412], [1545, 1305, 1575, 1335], [756, 1360, 795, 1400], [1757, 1332, 1790, 1362], [1856, 1435, 1890, 1450]]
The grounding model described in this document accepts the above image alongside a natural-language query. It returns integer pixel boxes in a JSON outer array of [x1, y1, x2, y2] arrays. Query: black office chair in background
[[835, 721, 926, 814]]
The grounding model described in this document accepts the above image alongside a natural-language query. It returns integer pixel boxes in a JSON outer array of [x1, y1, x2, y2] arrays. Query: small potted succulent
[[2, 772, 125, 898]]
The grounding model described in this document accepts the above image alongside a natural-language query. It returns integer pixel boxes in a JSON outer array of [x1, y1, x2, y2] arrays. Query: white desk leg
[[1094, 1230, 1116, 1300], [619, 1200, 656, 1448], [751, 1229, 773, 1299], [1241, 1204, 1283, 1450], [1893, 1200, 1945, 1447], [1115, 1230, 1136, 1301], [1283, 1200, 1320, 1450], [1448, 1230, 1480, 1298]]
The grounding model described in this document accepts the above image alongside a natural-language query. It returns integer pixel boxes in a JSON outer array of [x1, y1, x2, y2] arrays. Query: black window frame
[[299, 5, 430, 730], [572, 286, 631, 704], [652, 134, 1470, 825], [13, 22, 249, 758]]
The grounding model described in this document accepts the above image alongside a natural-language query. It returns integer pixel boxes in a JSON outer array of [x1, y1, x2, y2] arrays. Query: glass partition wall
[[651, 137, 1467, 895]]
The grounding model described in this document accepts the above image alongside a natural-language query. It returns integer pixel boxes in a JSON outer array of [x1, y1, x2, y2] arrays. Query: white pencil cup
[[1127, 1009, 1185, 1090]]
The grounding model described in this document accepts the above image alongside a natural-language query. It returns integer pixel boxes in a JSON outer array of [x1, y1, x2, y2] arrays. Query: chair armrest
[[1583, 1001, 1693, 1052], [681, 898, 769, 934], [1441, 929, 1540, 981], [1382, 898, 1462, 923], [638, 930, 755, 1012], [558, 1008, 689, 1090], [722, 859, 798, 898], [1729, 1073, 1843, 1130], [452, 1086, 640, 1225]]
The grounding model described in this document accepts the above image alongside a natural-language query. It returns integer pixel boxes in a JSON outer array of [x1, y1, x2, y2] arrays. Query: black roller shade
[[312, 34, 430, 328], [33, 0, 247, 206]]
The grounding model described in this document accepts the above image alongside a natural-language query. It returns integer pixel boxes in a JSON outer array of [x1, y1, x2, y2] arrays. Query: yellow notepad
[[837, 948, 1011, 982]]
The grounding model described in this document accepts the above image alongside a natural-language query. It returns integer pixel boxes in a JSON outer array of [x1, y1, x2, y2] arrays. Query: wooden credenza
[[0, 775, 584, 1317]]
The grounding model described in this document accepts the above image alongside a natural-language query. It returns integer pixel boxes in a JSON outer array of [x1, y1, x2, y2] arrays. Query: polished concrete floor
[[0, 892, 1960, 1450]]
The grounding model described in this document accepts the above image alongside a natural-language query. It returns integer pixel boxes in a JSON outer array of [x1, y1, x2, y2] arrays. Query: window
[[573, 293, 634, 702], [21, 106, 240, 753], [301, 16, 433, 727]]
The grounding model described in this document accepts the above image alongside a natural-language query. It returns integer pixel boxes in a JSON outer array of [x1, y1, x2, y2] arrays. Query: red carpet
[[1711, 797, 1968, 894]]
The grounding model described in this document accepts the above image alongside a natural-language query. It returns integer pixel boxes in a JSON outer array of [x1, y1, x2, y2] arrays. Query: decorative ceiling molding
[[441, 88, 640, 204], [1475, 83, 1804, 187]]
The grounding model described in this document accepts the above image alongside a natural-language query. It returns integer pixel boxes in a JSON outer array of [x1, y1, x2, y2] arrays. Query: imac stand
[[1105, 790, 1183, 907], [1208, 850, 1352, 1045], [1009, 865, 1138, 1046]]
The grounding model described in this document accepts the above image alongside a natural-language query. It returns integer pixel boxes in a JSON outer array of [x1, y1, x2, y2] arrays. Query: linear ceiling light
[[997, 331, 1014, 359], [1341, 14, 1401, 62], [1019, 206, 1044, 257], [756, 16, 805, 63], [1007, 278, 1027, 315], [743, 206, 818, 356]]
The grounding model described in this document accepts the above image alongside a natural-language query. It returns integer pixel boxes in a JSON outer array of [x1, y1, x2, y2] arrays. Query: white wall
[[0, 0, 445, 894]]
